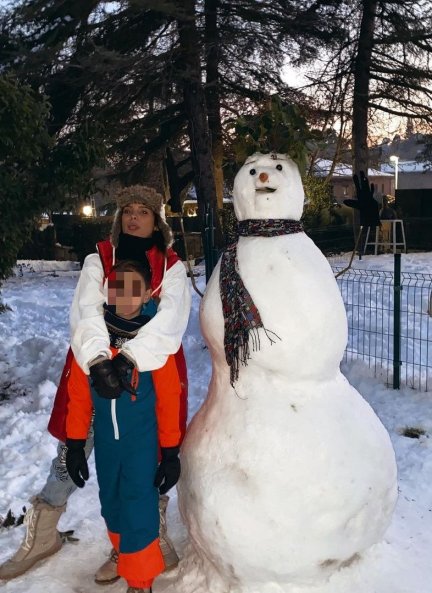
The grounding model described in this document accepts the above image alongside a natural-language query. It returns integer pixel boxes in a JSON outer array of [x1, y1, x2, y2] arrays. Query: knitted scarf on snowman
[[220, 218, 304, 386]]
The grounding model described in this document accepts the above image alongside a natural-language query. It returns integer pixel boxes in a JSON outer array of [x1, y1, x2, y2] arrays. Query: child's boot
[[94, 547, 119, 584], [95, 495, 178, 585], [158, 494, 179, 570], [0, 497, 65, 580]]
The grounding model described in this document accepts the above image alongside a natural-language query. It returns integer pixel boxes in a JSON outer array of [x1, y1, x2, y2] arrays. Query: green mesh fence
[[332, 258, 432, 392]]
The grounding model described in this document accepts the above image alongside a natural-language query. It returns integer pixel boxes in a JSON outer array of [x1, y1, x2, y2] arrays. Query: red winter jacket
[[48, 240, 189, 443]]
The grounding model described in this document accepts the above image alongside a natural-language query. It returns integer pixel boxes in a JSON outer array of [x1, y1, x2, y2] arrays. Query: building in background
[[313, 159, 394, 203], [380, 160, 432, 191]]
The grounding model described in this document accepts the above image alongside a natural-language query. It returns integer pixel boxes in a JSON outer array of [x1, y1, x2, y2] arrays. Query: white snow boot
[[158, 494, 179, 570], [0, 497, 65, 580]]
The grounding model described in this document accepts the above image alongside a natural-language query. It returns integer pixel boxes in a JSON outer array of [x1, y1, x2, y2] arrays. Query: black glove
[[89, 359, 123, 399], [65, 439, 89, 488], [112, 352, 136, 395], [344, 171, 380, 227], [154, 446, 181, 494]]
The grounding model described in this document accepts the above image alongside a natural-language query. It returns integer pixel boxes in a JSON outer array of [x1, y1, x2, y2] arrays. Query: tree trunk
[[177, 0, 222, 277], [205, 0, 224, 211], [352, 0, 377, 176], [351, 0, 377, 246]]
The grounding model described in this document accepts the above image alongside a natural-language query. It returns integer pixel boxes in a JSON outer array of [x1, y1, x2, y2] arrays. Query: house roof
[[313, 159, 393, 178], [380, 160, 430, 174]]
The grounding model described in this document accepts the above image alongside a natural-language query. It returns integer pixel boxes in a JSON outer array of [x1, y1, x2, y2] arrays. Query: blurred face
[[107, 270, 152, 319], [121, 202, 156, 238]]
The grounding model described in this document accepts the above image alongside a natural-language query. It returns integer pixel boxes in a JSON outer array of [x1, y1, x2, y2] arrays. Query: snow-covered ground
[[0, 253, 432, 593]]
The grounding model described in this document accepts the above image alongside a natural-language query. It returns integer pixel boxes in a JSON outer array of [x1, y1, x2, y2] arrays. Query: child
[[65, 259, 182, 593]]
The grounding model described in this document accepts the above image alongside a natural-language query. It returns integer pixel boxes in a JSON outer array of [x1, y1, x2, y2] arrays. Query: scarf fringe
[[220, 218, 303, 388], [229, 326, 282, 386]]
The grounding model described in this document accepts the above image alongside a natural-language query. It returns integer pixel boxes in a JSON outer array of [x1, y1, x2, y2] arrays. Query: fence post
[[393, 253, 401, 389], [203, 202, 216, 283]]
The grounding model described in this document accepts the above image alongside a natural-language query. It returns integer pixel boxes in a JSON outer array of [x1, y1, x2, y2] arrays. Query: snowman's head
[[232, 152, 305, 221]]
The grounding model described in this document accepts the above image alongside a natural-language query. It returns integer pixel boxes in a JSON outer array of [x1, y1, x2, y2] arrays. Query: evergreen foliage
[[0, 0, 346, 183], [228, 96, 313, 175], [302, 175, 334, 228], [0, 73, 106, 293], [0, 75, 51, 284]]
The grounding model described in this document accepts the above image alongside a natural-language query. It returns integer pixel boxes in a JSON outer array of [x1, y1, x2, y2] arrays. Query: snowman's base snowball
[[173, 545, 368, 593], [177, 372, 397, 592]]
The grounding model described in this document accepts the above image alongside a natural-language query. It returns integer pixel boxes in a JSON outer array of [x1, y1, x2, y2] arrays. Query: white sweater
[[70, 253, 192, 374]]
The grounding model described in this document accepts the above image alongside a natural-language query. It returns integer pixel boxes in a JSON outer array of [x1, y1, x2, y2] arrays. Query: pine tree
[[0, 0, 350, 264], [0, 76, 50, 286]]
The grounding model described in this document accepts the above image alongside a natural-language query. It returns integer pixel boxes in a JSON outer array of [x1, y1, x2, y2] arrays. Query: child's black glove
[[154, 446, 181, 494], [344, 171, 381, 228], [89, 359, 123, 399], [112, 352, 136, 395], [65, 439, 89, 488]]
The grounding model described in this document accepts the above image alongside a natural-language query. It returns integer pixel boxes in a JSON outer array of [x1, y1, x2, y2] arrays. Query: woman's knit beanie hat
[[111, 185, 173, 248]]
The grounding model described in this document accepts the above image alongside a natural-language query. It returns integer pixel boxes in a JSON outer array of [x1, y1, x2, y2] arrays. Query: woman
[[71, 185, 190, 382], [0, 185, 191, 585]]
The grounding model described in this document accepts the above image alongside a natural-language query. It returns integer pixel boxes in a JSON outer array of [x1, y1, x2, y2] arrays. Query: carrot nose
[[259, 172, 268, 182]]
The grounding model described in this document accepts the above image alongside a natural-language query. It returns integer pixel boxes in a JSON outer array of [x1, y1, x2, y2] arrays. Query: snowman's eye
[[249, 168, 256, 175], [276, 164, 283, 171]]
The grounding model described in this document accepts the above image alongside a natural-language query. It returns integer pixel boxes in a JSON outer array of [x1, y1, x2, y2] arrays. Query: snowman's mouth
[[255, 187, 276, 193]]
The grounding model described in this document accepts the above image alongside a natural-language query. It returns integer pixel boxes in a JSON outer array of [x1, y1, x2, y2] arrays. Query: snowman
[[177, 153, 397, 593]]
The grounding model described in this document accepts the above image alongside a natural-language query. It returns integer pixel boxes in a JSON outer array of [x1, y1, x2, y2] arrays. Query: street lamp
[[389, 155, 399, 191]]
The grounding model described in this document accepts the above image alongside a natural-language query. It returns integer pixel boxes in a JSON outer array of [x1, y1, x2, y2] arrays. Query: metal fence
[[332, 255, 432, 392]]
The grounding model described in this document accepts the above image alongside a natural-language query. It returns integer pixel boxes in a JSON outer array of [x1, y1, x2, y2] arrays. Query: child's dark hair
[[112, 259, 152, 288]]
